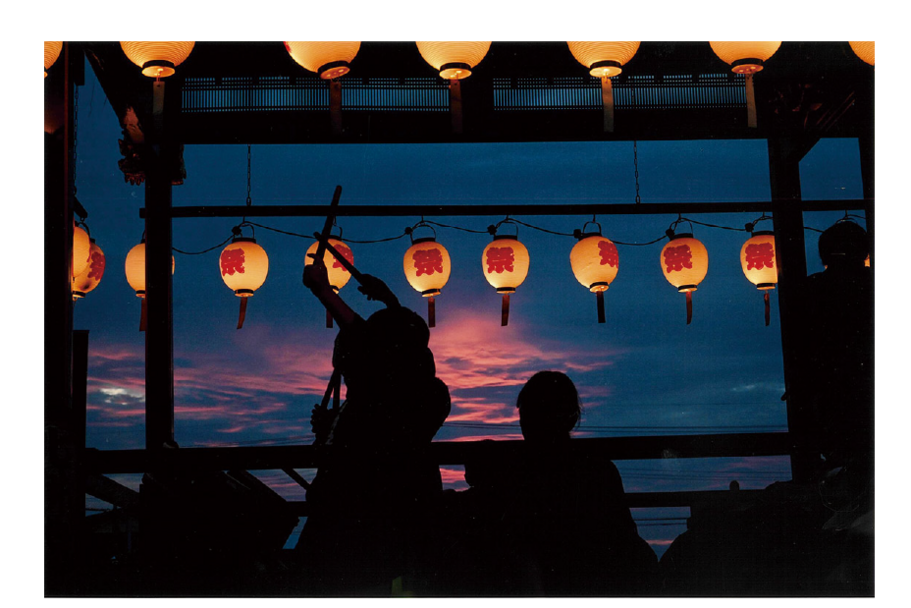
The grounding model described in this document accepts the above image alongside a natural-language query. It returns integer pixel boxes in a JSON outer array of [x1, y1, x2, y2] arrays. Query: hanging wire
[[172, 234, 235, 255], [241, 144, 253, 225], [633, 140, 641, 204]]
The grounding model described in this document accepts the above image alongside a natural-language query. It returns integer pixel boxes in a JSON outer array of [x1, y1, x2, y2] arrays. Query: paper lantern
[[305, 237, 354, 327], [850, 41, 874, 66], [120, 42, 195, 78], [417, 41, 491, 134], [404, 236, 451, 328], [567, 41, 640, 132], [710, 41, 781, 128], [220, 236, 269, 329], [416, 42, 491, 79], [482, 233, 529, 326], [125, 240, 175, 331], [73, 223, 91, 277], [72, 239, 105, 300], [45, 41, 62, 77], [284, 41, 360, 79], [570, 232, 619, 323], [740, 231, 778, 326], [660, 233, 708, 325]]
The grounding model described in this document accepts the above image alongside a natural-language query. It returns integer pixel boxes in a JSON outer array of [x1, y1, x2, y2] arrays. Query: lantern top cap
[[412, 236, 437, 245], [751, 230, 774, 237], [232, 236, 257, 244], [670, 232, 694, 240]]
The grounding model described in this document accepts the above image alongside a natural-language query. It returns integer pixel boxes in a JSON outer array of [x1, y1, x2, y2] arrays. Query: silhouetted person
[[437, 371, 657, 596], [798, 220, 873, 475], [295, 256, 451, 596]]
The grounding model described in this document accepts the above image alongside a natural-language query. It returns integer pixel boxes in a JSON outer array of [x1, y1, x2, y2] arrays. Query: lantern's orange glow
[[284, 41, 361, 79], [73, 224, 91, 277], [570, 234, 619, 292], [220, 238, 269, 296], [660, 234, 708, 292], [740, 232, 778, 289], [305, 238, 354, 292], [416, 42, 491, 79], [482, 236, 530, 293], [850, 41, 874, 66], [404, 238, 451, 297], [72, 239, 105, 300], [120, 42, 195, 78], [567, 42, 640, 77], [124, 241, 175, 297], [45, 41, 62, 77], [709, 41, 781, 74], [865, 254, 871, 268]]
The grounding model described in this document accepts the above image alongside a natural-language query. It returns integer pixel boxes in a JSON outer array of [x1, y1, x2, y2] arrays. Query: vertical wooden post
[[768, 137, 813, 482], [44, 41, 80, 596], [145, 80, 176, 452]]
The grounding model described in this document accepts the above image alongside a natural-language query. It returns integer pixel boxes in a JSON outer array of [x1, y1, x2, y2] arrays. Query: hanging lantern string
[[633, 140, 641, 205], [242, 144, 252, 225]]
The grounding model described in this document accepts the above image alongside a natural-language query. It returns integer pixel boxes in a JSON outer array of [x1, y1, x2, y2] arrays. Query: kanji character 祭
[[663, 244, 693, 273], [413, 248, 444, 276], [332, 244, 354, 272], [598, 240, 619, 267], [88, 251, 106, 281], [744, 242, 775, 271], [486, 246, 515, 274], [221, 248, 246, 276]]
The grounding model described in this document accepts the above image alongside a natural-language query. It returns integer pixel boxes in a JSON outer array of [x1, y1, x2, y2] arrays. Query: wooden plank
[[84, 473, 141, 510]]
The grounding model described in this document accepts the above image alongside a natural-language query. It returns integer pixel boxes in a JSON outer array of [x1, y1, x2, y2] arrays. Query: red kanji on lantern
[[332, 243, 354, 272], [663, 244, 694, 273], [598, 240, 619, 267], [744, 242, 775, 271], [88, 251, 106, 281], [486, 246, 515, 274], [413, 248, 444, 276], [221, 248, 246, 276]]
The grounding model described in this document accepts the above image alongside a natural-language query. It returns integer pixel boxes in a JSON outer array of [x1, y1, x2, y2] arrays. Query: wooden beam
[[85, 473, 141, 510]]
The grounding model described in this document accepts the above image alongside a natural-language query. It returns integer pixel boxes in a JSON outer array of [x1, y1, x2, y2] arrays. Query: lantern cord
[[237, 297, 247, 330], [242, 144, 252, 224], [172, 234, 234, 255], [508, 218, 575, 237], [633, 140, 641, 204], [686, 291, 693, 325], [611, 235, 669, 247], [764, 292, 770, 327], [422, 220, 489, 234]]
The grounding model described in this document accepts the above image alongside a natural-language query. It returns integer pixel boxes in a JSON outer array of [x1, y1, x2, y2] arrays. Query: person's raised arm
[[303, 256, 360, 328]]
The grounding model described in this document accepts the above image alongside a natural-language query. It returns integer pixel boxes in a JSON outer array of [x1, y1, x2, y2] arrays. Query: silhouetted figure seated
[[658, 221, 873, 596], [295, 257, 451, 596], [435, 371, 657, 596]]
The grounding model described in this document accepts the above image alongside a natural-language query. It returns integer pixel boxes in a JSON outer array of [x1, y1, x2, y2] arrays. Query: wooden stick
[[313, 186, 342, 264], [312, 232, 365, 284]]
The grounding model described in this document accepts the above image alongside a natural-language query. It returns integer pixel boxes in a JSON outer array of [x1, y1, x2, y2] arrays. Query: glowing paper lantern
[[284, 41, 360, 79], [850, 41, 874, 66], [305, 237, 354, 327], [403, 236, 452, 328], [45, 41, 62, 77], [570, 232, 619, 323], [567, 42, 640, 132], [660, 233, 708, 325], [710, 41, 781, 128], [220, 236, 269, 329], [73, 223, 91, 277], [482, 232, 530, 326], [416, 41, 491, 134], [120, 42, 195, 78], [72, 239, 105, 300], [125, 240, 175, 331], [740, 231, 778, 326]]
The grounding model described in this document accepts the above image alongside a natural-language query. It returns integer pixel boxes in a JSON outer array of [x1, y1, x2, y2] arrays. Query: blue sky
[[62, 55, 873, 556]]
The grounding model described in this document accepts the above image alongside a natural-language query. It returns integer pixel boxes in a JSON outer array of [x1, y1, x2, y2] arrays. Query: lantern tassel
[[764, 291, 770, 327], [501, 293, 510, 327], [237, 297, 248, 330], [450, 79, 463, 135], [745, 73, 757, 128], [139, 297, 147, 332], [601, 76, 614, 133], [596, 291, 606, 324], [686, 291, 693, 325], [428, 296, 436, 328], [329, 79, 342, 135], [326, 308, 334, 329]]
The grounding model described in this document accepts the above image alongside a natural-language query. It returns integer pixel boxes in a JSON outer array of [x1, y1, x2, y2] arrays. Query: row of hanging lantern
[[72, 218, 789, 330], [43, 41, 875, 133]]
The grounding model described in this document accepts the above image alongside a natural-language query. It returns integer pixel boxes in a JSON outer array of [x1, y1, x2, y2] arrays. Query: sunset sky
[[61, 48, 871, 556]]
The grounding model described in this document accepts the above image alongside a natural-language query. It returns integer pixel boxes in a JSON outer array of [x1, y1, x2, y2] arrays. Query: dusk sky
[[56, 50, 872, 556]]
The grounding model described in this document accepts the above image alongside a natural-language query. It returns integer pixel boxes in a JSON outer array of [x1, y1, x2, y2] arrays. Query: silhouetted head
[[517, 371, 581, 443], [819, 221, 868, 269]]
